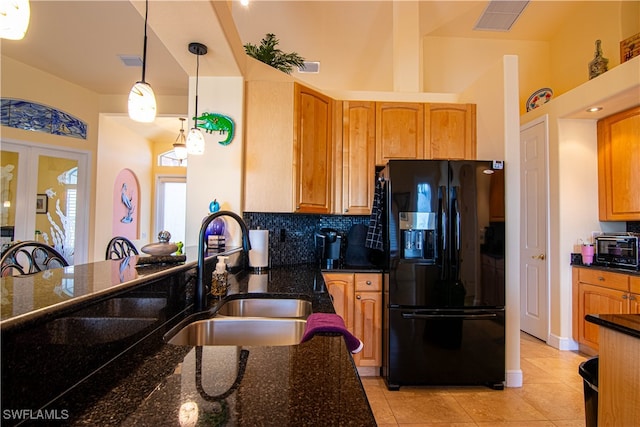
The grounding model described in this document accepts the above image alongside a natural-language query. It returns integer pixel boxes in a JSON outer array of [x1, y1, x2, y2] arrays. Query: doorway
[[1, 141, 89, 265], [519, 117, 549, 341]]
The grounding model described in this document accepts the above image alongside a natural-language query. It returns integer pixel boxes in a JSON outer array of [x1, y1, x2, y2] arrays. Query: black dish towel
[[365, 178, 385, 251]]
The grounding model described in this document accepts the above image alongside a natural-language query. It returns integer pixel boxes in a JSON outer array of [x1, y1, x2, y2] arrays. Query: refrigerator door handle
[[439, 185, 448, 278], [401, 312, 498, 320]]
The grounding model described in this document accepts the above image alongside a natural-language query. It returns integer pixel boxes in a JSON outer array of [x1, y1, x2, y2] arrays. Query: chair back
[[0, 241, 69, 276], [106, 237, 139, 260]]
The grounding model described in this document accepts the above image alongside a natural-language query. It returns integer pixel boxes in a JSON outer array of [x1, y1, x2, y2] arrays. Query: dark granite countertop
[[0, 246, 234, 331], [570, 263, 640, 277], [67, 265, 376, 426], [585, 314, 640, 339], [2, 260, 376, 426]]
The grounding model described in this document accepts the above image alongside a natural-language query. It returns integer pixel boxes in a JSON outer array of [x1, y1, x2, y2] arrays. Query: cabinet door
[[424, 103, 476, 160], [323, 273, 355, 333], [354, 291, 382, 367], [244, 81, 296, 212], [579, 283, 627, 351], [629, 292, 640, 314], [597, 105, 640, 221], [375, 102, 424, 165], [294, 84, 333, 213], [342, 101, 376, 215]]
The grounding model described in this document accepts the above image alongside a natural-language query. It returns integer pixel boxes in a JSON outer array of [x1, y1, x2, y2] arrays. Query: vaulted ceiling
[[0, 1, 590, 141]]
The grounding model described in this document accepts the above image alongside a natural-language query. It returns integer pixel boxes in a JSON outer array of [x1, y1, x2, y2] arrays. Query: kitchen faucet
[[196, 211, 251, 311]]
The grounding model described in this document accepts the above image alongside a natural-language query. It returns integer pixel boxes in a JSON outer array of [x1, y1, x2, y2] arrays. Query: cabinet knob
[[296, 206, 300, 210], [622, 294, 629, 299], [598, 276, 605, 281], [366, 281, 372, 285], [356, 295, 361, 300], [630, 295, 637, 301], [344, 208, 349, 213]]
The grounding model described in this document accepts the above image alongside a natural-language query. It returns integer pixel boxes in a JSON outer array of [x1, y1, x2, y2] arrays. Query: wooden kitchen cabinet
[[244, 81, 333, 213], [340, 101, 376, 215], [294, 84, 333, 213], [323, 272, 355, 334], [424, 103, 476, 160], [597, 105, 640, 221], [375, 102, 424, 165], [572, 267, 638, 354], [322, 272, 382, 372], [374, 102, 477, 166]]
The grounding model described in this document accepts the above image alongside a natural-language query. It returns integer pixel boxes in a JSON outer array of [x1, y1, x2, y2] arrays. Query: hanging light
[[0, 0, 30, 40], [128, 0, 156, 123], [186, 42, 207, 155], [173, 117, 188, 161]]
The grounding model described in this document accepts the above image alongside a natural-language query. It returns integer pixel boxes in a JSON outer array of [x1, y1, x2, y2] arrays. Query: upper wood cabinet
[[597, 105, 640, 221], [340, 101, 376, 215], [294, 84, 333, 214], [244, 81, 333, 213], [425, 103, 476, 160], [375, 102, 476, 166], [375, 102, 424, 165]]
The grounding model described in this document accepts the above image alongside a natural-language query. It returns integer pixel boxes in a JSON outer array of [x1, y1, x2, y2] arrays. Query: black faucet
[[196, 210, 251, 311]]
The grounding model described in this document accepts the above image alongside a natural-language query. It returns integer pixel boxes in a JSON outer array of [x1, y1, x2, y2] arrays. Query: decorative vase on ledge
[[588, 39, 609, 80]]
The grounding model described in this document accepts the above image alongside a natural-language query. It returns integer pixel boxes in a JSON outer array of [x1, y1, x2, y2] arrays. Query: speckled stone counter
[[585, 313, 640, 339], [1, 258, 376, 426]]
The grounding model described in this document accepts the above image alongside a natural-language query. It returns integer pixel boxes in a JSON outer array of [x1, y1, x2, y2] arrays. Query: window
[[158, 150, 187, 167], [156, 176, 186, 244]]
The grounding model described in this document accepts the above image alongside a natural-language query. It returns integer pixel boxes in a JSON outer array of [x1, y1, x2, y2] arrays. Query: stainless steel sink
[[217, 297, 312, 319], [166, 317, 306, 346]]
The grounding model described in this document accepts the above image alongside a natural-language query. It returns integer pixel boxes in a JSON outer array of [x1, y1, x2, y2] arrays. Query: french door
[[1, 141, 89, 265]]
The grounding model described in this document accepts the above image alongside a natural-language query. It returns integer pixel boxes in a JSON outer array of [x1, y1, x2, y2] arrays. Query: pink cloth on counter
[[300, 313, 364, 354]]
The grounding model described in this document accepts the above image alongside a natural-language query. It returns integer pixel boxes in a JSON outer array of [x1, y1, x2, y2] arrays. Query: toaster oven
[[594, 233, 639, 270]]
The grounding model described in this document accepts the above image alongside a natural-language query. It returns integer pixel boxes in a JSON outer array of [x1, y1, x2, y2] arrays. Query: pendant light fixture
[[128, 0, 156, 123], [0, 0, 30, 40], [173, 118, 188, 161], [186, 42, 207, 155]]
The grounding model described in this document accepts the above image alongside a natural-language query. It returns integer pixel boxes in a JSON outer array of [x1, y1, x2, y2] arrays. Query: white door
[[1, 141, 89, 265], [519, 117, 549, 341]]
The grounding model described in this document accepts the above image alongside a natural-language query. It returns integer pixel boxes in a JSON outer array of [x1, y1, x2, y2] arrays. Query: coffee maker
[[315, 228, 343, 269]]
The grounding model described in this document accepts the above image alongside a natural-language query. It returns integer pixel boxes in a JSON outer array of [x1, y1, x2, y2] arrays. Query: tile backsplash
[[243, 212, 369, 267]]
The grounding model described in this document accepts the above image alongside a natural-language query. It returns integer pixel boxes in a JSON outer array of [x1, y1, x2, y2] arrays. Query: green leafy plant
[[244, 33, 305, 75]]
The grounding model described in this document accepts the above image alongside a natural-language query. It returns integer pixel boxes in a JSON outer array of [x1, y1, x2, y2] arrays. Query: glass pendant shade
[[173, 119, 188, 160], [0, 0, 30, 40], [128, 81, 156, 123], [186, 128, 205, 155]]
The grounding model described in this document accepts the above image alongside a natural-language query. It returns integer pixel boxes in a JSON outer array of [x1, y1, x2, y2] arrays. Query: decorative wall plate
[[526, 88, 553, 112]]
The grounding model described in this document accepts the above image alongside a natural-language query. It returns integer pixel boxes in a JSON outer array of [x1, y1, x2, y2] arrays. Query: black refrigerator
[[381, 160, 505, 390]]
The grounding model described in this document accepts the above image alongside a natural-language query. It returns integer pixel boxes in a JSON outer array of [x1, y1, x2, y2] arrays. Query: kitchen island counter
[[1, 260, 376, 426], [585, 313, 640, 425]]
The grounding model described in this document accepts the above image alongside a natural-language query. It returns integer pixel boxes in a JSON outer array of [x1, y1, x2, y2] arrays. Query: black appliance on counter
[[381, 160, 505, 390], [315, 228, 343, 269]]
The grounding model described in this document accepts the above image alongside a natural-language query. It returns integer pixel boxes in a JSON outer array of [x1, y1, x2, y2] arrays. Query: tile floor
[[362, 332, 590, 426]]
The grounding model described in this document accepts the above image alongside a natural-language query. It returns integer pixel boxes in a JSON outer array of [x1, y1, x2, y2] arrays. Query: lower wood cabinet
[[572, 267, 639, 355], [323, 272, 382, 371]]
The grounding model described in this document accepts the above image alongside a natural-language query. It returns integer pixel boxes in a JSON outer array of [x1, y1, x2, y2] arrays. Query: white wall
[[522, 56, 639, 346], [185, 76, 245, 248], [95, 115, 153, 261]]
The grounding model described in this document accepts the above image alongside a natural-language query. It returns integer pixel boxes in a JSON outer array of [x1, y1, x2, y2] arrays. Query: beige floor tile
[[365, 332, 591, 425], [453, 391, 547, 422], [515, 382, 585, 421], [476, 422, 556, 426], [386, 393, 474, 424]]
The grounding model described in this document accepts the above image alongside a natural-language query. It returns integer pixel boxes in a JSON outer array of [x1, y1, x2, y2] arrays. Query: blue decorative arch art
[[1, 98, 87, 140]]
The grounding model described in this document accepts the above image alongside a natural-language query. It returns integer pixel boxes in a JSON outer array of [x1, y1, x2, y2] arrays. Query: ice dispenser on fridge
[[399, 212, 436, 261]]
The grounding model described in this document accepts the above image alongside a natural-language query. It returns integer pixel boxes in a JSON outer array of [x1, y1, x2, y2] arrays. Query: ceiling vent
[[118, 55, 143, 67], [298, 61, 320, 73], [473, 0, 529, 32]]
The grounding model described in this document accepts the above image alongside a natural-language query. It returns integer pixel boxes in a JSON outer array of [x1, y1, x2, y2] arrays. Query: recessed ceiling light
[[586, 107, 603, 113]]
